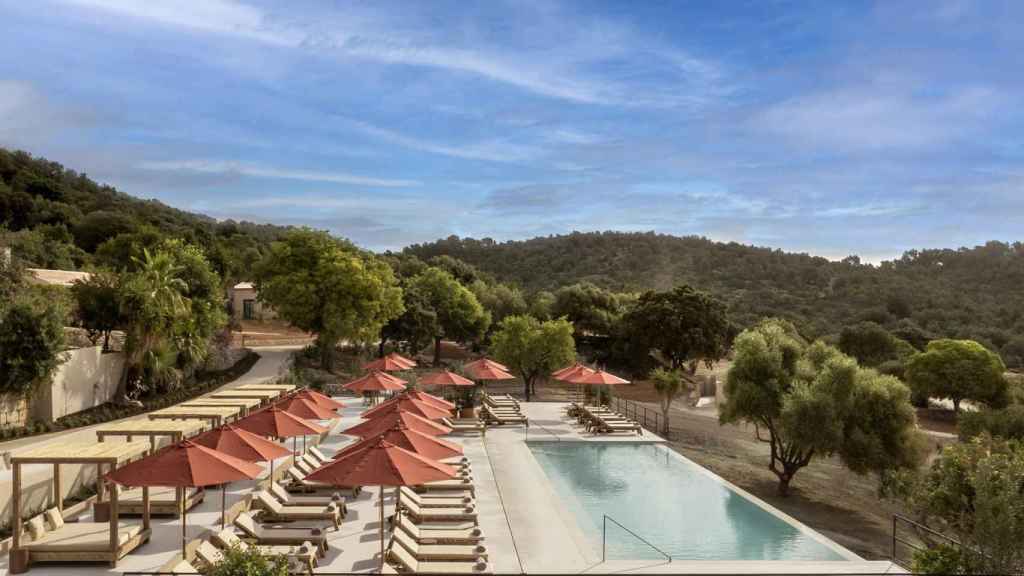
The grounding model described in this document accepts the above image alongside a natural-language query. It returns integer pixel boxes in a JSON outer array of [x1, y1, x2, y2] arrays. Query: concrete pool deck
[[0, 399, 904, 574]]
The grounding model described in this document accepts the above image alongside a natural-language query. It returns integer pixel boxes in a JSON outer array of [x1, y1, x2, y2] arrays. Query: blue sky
[[1, 0, 1021, 261]]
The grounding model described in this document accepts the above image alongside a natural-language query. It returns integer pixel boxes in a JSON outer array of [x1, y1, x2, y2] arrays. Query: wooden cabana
[[234, 383, 296, 393], [96, 418, 208, 450], [148, 405, 241, 427], [8, 441, 152, 573], [208, 389, 280, 405], [95, 420, 209, 516], [180, 397, 260, 416]]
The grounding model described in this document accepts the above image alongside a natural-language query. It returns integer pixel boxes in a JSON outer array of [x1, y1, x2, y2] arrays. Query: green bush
[[201, 543, 290, 576], [0, 299, 67, 395], [960, 405, 1024, 442], [912, 543, 967, 574]]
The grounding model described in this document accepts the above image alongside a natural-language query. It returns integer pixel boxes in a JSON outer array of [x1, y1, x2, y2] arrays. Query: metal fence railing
[[613, 396, 668, 438], [891, 514, 964, 570]]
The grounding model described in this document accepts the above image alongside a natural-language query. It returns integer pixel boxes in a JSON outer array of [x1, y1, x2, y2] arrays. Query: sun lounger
[[399, 487, 474, 509], [480, 406, 528, 427], [482, 392, 518, 406], [397, 495, 477, 524], [417, 476, 476, 496], [255, 491, 341, 529], [117, 486, 204, 516], [212, 528, 317, 572], [392, 526, 488, 561], [387, 539, 491, 574], [285, 466, 360, 496], [396, 515, 483, 545], [270, 482, 346, 516], [308, 446, 333, 463], [161, 559, 199, 573], [234, 512, 327, 555], [195, 541, 225, 567], [593, 416, 643, 435]]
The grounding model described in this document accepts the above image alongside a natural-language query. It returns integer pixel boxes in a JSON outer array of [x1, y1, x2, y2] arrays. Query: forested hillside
[[405, 233, 1024, 363], [0, 148, 289, 283]]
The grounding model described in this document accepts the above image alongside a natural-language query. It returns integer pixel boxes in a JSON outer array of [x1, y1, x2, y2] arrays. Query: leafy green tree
[[71, 271, 122, 351], [0, 248, 23, 304], [95, 226, 166, 270], [550, 282, 628, 336], [528, 290, 555, 321], [71, 210, 137, 252], [117, 248, 188, 399], [838, 321, 915, 367], [891, 436, 1024, 575], [407, 267, 489, 366], [905, 339, 1008, 413], [721, 319, 925, 496], [379, 282, 436, 357], [0, 299, 67, 396], [255, 229, 403, 370], [650, 367, 690, 435], [621, 284, 731, 373], [204, 543, 291, 576], [491, 315, 575, 401], [470, 280, 527, 328], [1000, 336, 1024, 370]]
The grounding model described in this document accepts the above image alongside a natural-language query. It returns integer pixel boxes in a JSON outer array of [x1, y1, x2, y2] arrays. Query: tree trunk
[[953, 398, 961, 413], [320, 341, 334, 372], [433, 337, 442, 367], [661, 406, 671, 436], [378, 339, 386, 358], [776, 473, 793, 497], [524, 375, 532, 402], [103, 331, 110, 353]]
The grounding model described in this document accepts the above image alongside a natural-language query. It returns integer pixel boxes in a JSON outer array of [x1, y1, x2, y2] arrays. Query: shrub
[[0, 299, 66, 395], [960, 405, 1024, 442], [202, 543, 290, 576]]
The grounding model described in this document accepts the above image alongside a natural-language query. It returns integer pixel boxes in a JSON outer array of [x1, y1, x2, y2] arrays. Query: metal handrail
[[891, 514, 964, 569], [602, 514, 672, 563]]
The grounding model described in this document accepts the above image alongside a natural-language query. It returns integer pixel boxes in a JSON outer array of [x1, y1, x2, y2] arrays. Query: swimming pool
[[528, 442, 849, 561]]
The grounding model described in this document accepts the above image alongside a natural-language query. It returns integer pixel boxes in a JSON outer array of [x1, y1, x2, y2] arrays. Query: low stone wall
[[33, 347, 125, 422]]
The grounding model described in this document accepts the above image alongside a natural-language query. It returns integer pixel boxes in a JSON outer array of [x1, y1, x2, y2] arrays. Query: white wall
[[33, 347, 125, 422]]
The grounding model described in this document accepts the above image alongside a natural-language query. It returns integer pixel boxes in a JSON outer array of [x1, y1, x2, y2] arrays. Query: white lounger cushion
[[23, 522, 144, 552]]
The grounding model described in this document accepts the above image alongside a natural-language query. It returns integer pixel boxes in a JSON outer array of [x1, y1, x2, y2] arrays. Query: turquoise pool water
[[529, 442, 847, 561]]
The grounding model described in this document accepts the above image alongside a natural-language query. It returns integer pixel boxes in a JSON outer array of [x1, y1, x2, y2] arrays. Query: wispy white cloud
[[344, 119, 540, 164], [815, 201, 924, 218], [57, 0, 728, 109], [138, 159, 418, 187], [757, 84, 1002, 151]]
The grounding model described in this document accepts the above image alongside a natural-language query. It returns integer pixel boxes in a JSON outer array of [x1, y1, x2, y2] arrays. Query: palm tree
[[115, 249, 189, 401]]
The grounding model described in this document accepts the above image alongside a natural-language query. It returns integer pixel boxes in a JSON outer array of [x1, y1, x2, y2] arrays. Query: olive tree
[[255, 229, 404, 370], [407, 267, 489, 366], [905, 339, 1008, 413], [491, 315, 575, 401], [721, 319, 926, 496], [621, 284, 730, 373], [650, 367, 690, 436], [71, 271, 122, 351]]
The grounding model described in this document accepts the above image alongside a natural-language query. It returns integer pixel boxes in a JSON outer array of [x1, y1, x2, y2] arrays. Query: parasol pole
[[181, 493, 187, 558], [379, 484, 386, 572], [221, 483, 227, 529]]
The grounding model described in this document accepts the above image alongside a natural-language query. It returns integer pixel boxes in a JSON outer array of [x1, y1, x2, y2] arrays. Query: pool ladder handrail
[[602, 514, 672, 563]]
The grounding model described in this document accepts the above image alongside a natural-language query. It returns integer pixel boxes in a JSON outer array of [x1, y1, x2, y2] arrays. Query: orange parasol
[[419, 370, 475, 388], [343, 409, 452, 438], [193, 425, 293, 527], [235, 406, 328, 455], [343, 371, 407, 393], [406, 390, 457, 410], [277, 396, 340, 421], [305, 437, 456, 571], [361, 396, 451, 421], [553, 363, 593, 380], [465, 357, 509, 372], [107, 440, 262, 555], [362, 353, 416, 372], [464, 358, 512, 379], [335, 422, 463, 462], [575, 369, 630, 385], [291, 388, 345, 411]]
